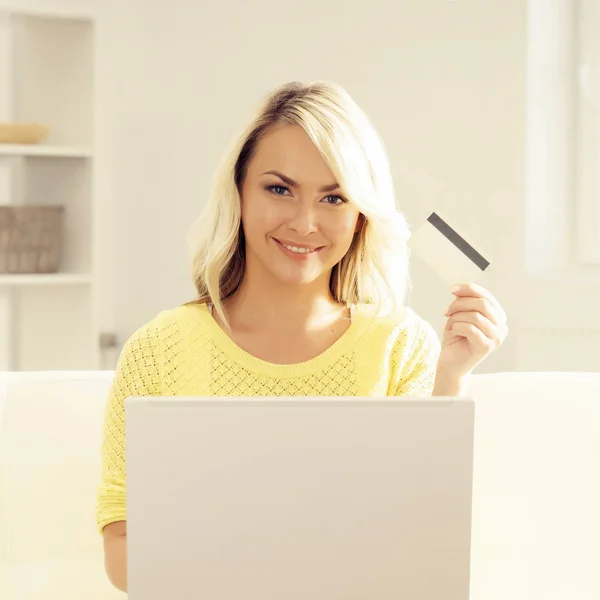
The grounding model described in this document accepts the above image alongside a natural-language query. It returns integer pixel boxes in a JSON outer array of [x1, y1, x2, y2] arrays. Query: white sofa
[[1, 371, 599, 599]]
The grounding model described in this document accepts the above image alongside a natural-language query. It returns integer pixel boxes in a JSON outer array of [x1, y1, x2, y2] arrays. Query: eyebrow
[[262, 170, 340, 193]]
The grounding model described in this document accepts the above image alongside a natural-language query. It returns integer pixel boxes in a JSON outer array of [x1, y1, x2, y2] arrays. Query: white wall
[[9, 0, 600, 373], [100, 0, 527, 373]]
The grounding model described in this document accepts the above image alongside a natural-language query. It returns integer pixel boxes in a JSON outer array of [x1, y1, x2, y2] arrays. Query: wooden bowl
[[0, 122, 50, 145]]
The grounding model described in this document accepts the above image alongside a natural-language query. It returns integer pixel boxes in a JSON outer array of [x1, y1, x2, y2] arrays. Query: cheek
[[323, 211, 360, 243], [260, 203, 287, 229], [242, 190, 293, 234], [241, 193, 273, 235]]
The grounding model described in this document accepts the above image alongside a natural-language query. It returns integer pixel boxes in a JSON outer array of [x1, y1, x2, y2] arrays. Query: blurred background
[[0, 0, 598, 374]]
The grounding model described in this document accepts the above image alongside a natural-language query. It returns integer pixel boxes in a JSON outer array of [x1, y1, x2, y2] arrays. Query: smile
[[281, 243, 316, 254], [274, 239, 323, 256]]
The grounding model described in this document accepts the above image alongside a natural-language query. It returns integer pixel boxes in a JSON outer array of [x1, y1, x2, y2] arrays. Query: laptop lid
[[126, 396, 474, 600]]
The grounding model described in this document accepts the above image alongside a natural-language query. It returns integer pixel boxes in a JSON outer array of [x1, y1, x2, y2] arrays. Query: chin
[[271, 271, 321, 286], [264, 262, 325, 287]]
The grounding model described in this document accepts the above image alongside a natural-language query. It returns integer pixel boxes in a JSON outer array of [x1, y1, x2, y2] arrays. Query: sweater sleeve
[[96, 321, 162, 532], [391, 317, 441, 397]]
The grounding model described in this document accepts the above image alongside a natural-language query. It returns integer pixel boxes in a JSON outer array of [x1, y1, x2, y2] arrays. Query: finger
[[448, 313, 509, 345], [451, 283, 506, 321], [445, 297, 505, 326], [446, 311, 501, 343], [449, 322, 494, 353], [451, 282, 495, 302]]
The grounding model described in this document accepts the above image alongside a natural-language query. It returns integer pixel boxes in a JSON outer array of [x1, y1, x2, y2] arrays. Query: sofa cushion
[[467, 372, 600, 600], [0, 372, 117, 599], [1, 370, 599, 600]]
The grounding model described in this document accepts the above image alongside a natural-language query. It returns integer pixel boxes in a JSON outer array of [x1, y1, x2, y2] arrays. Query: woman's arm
[[392, 317, 441, 396], [435, 283, 509, 387], [97, 319, 162, 591], [103, 521, 128, 592], [394, 284, 508, 397], [432, 371, 469, 396]]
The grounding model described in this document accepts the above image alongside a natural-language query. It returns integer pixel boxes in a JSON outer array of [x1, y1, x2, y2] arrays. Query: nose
[[287, 199, 318, 236]]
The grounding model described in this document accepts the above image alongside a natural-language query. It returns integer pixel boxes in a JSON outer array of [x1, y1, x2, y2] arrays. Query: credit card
[[407, 212, 491, 285]]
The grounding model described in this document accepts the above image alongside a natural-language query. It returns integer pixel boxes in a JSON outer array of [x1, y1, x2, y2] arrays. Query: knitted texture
[[96, 303, 440, 532]]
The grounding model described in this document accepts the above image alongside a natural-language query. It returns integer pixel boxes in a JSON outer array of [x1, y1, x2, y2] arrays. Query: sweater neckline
[[190, 302, 374, 379]]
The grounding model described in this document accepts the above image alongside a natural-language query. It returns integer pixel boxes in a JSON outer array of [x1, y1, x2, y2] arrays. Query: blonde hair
[[188, 81, 411, 325]]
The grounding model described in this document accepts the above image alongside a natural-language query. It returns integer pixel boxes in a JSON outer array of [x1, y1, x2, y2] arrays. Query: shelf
[[0, 5, 97, 371], [0, 144, 93, 158], [0, 273, 92, 286], [0, 6, 95, 22]]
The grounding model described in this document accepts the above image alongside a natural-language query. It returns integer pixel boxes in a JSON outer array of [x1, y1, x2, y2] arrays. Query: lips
[[273, 238, 323, 252], [272, 238, 326, 259]]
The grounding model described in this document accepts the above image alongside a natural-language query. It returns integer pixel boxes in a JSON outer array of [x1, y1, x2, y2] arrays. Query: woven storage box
[[0, 206, 64, 273]]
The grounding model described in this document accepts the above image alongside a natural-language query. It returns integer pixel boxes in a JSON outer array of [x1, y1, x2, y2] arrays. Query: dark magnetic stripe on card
[[427, 212, 490, 271]]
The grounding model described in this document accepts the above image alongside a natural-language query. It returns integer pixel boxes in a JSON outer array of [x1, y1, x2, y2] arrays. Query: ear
[[354, 213, 366, 234]]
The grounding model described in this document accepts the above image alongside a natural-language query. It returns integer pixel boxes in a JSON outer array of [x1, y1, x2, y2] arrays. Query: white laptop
[[126, 396, 475, 599]]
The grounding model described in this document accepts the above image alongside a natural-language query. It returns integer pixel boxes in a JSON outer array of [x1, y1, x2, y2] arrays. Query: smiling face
[[239, 123, 362, 289]]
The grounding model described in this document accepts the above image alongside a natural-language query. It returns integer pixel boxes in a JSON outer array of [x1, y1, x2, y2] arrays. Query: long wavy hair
[[187, 81, 411, 326]]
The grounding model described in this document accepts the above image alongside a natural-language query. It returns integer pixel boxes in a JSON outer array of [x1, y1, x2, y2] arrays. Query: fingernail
[[444, 305, 451, 315], [451, 285, 461, 293]]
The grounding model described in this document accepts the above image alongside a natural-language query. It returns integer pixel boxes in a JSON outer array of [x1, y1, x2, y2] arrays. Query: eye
[[266, 184, 290, 196], [322, 194, 347, 206]]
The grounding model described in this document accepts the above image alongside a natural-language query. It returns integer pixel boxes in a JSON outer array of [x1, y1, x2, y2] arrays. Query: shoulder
[[356, 303, 440, 358], [123, 302, 211, 349], [355, 303, 438, 342], [151, 302, 209, 329]]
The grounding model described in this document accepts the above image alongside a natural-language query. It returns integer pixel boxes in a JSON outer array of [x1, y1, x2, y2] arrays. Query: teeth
[[282, 243, 315, 254]]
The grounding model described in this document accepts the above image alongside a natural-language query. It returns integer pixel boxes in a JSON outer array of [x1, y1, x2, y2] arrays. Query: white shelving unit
[[0, 273, 92, 286], [0, 144, 93, 158], [0, 7, 99, 371]]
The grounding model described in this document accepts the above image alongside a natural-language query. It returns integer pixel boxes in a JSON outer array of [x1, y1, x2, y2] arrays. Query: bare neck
[[223, 274, 346, 334]]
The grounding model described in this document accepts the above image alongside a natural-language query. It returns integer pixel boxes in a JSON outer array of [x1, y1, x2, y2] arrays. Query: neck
[[224, 269, 345, 333]]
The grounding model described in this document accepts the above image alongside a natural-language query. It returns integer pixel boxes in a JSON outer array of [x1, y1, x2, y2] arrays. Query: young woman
[[97, 81, 508, 591]]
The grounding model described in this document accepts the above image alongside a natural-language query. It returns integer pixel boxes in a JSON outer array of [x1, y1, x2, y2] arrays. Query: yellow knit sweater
[[96, 302, 440, 532]]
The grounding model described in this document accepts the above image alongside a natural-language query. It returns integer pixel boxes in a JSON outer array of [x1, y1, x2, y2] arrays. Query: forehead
[[247, 123, 336, 184]]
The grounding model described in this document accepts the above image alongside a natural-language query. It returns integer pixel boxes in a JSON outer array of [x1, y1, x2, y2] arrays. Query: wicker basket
[[0, 123, 50, 145], [0, 206, 64, 274]]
